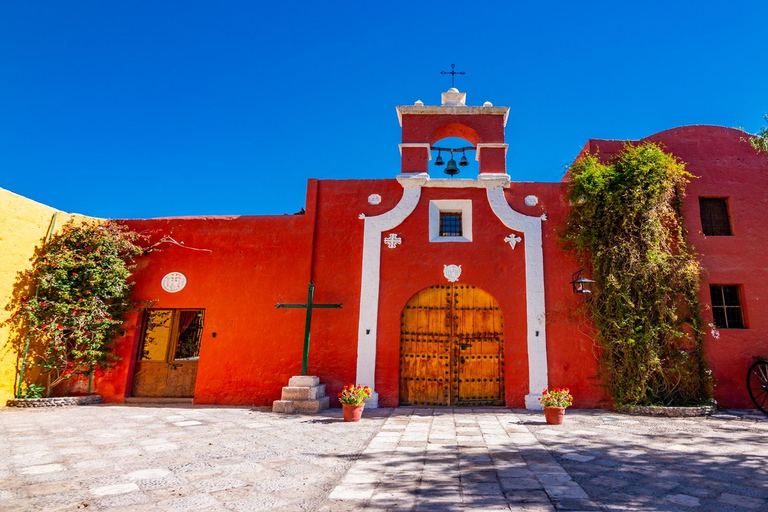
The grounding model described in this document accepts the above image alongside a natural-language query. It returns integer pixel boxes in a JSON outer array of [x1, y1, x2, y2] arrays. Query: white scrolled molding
[[355, 178, 423, 407], [486, 187, 548, 410]]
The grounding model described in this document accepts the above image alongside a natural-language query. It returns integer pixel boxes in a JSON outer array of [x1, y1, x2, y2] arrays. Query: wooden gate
[[400, 284, 504, 406]]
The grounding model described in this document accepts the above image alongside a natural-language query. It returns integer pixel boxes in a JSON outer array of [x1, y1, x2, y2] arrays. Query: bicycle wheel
[[747, 360, 768, 415]]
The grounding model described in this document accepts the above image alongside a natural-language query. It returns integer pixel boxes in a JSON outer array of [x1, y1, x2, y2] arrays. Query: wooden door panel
[[132, 361, 169, 397], [455, 285, 504, 405], [165, 362, 197, 397], [401, 285, 504, 406], [400, 286, 451, 405]]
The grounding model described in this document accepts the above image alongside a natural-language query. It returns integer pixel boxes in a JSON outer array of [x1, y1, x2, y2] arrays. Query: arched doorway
[[399, 284, 504, 406]]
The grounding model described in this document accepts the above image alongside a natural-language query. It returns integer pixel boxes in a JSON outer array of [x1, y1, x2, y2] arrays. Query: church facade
[[78, 88, 767, 410]]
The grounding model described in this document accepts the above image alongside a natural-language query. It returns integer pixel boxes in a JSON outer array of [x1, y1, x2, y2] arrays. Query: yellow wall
[[0, 187, 98, 406]]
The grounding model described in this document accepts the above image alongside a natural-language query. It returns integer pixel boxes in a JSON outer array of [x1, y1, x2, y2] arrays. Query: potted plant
[[338, 383, 372, 422], [539, 387, 573, 425]]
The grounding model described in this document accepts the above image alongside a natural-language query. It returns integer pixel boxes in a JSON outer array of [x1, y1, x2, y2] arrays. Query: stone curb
[[6, 395, 102, 408], [618, 404, 716, 417]]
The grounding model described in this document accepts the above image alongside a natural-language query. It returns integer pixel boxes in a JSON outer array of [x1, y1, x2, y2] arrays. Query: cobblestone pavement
[[1, 405, 767, 511], [0, 404, 389, 511]]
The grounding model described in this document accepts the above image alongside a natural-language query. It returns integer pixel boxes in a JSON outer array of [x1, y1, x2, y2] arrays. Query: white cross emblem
[[384, 233, 402, 249], [504, 234, 522, 249]]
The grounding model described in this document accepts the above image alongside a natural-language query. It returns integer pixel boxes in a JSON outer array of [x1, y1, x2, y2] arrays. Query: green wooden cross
[[275, 282, 342, 376]]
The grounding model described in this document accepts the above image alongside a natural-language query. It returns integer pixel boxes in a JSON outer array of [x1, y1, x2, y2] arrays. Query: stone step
[[288, 375, 320, 387], [281, 384, 326, 401], [124, 397, 193, 404], [272, 396, 330, 414]]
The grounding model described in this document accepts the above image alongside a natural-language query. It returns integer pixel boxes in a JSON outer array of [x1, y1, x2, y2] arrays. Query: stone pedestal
[[272, 376, 330, 413]]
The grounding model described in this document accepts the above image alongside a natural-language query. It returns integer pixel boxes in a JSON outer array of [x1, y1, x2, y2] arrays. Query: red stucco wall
[[90, 125, 765, 410], [581, 126, 768, 408]]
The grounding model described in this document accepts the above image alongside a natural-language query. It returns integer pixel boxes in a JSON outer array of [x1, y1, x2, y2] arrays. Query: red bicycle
[[747, 356, 768, 414]]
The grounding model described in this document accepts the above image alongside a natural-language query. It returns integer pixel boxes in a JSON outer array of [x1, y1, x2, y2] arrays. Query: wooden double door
[[132, 309, 205, 398], [400, 285, 505, 406]]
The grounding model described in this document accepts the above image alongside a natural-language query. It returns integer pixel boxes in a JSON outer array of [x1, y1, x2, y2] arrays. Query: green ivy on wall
[[564, 143, 712, 407]]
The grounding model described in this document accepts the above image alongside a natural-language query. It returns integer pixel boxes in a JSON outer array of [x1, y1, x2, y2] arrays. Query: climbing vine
[[13, 221, 149, 397], [564, 143, 712, 406]]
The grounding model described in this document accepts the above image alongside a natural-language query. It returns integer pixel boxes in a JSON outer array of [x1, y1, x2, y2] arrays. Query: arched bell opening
[[429, 136, 478, 179], [399, 284, 505, 406]]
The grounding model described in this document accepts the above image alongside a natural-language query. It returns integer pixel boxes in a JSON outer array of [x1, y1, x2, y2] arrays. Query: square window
[[439, 212, 462, 237], [699, 198, 732, 236], [709, 285, 745, 329], [429, 200, 472, 243]]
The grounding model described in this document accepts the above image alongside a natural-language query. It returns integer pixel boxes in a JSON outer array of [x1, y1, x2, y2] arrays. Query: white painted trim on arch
[[486, 187, 548, 410], [355, 175, 425, 408]]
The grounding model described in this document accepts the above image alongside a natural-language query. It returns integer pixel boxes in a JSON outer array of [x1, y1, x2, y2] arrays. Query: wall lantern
[[571, 268, 595, 294]]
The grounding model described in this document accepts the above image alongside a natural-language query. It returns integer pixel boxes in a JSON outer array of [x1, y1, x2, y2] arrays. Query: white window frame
[[429, 200, 472, 243]]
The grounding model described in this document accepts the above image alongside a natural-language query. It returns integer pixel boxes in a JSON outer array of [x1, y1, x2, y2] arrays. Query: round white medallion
[[524, 195, 539, 206], [161, 272, 187, 293], [368, 194, 382, 205]]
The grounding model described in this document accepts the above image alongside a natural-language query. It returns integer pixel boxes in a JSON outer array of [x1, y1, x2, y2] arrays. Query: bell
[[434, 151, 445, 166], [459, 153, 469, 166], [444, 158, 460, 176]]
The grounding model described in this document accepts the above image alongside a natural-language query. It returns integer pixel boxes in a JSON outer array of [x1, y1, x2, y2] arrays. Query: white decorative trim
[[429, 200, 472, 243], [161, 272, 187, 293], [524, 195, 538, 207], [368, 194, 382, 205], [355, 185, 422, 407], [396, 173, 510, 189], [443, 265, 462, 283], [504, 234, 522, 249], [383, 233, 402, 249], [398, 143, 432, 160], [486, 187, 548, 411], [395, 105, 510, 127]]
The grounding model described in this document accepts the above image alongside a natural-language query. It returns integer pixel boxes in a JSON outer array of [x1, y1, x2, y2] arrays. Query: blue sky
[[1, 1, 766, 218]]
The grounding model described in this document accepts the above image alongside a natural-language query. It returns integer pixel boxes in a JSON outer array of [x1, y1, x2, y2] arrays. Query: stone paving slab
[[0, 404, 388, 511], [1, 405, 767, 510]]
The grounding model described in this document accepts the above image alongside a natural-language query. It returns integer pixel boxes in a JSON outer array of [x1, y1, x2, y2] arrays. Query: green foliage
[[539, 388, 573, 408], [750, 114, 768, 154], [15, 221, 149, 396], [20, 383, 45, 399], [564, 143, 712, 407], [338, 384, 372, 405]]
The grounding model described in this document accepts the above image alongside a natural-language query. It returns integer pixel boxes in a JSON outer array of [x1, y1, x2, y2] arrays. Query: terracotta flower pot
[[544, 406, 566, 425], [342, 403, 365, 422]]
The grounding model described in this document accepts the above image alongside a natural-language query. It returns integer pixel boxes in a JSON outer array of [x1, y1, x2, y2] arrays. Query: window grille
[[439, 212, 462, 237], [699, 198, 732, 236], [710, 285, 745, 329]]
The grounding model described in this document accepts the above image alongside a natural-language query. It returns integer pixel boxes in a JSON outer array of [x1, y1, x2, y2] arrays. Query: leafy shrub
[[14, 221, 148, 396]]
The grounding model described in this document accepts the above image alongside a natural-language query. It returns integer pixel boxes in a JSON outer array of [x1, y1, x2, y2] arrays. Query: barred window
[[699, 198, 732, 236], [439, 212, 462, 237], [710, 285, 745, 329]]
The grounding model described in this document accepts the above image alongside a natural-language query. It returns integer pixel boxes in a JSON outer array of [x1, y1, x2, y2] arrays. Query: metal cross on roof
[[440, 63, 466, 88]]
